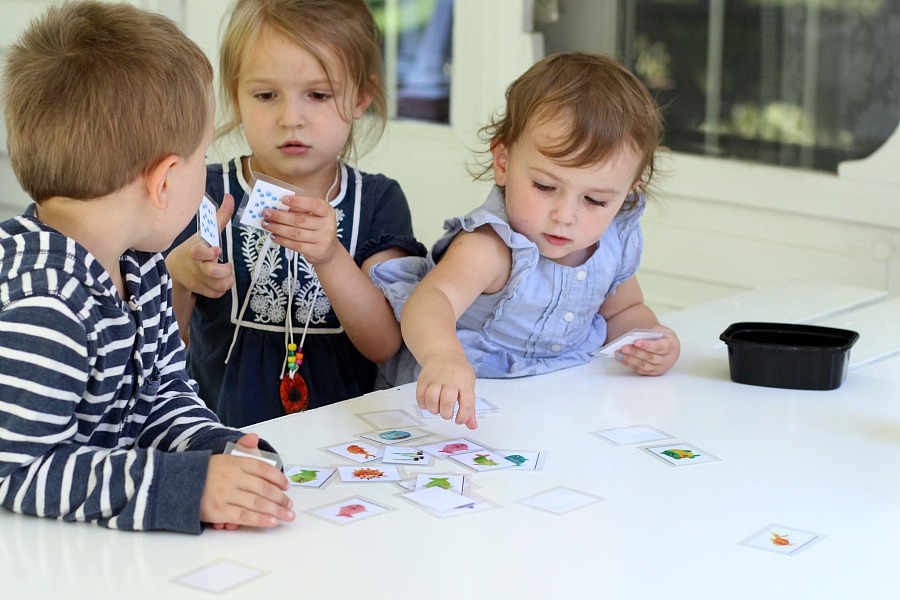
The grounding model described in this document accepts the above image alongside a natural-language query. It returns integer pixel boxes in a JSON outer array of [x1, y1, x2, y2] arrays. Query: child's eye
[[532, 181, 554, 192], [254, 91, 276, 101], [585, 196, 608, 208], [309, 91, 333, 102]]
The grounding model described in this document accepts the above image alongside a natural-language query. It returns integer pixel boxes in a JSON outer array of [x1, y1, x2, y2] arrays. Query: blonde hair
[[477, 52, 663, 205], [2, 1, 213, 203], [218, 0, 387, 161]]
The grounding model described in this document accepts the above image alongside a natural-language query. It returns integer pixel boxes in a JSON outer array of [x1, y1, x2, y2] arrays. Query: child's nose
[[279, 99, 304, 129], [551, 199, 577, 224]]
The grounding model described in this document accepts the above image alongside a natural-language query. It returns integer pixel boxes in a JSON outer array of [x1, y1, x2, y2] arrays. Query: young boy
[[0, 1, 294, 533]]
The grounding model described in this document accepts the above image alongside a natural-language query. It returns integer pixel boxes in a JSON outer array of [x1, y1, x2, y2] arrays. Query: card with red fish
[[356, 427, 434, 446], [322, 440, 384, 464], [354, 409, 424, 430], [739, 524, 823, 556], [516, 486, 605, 516], [381, 446, 434, 466], [643, 442, 720, 467], [337, 465, 404, 483], [591, 425, 674, 446], [419, 437, 489, 458], [306, 496, 393, 526], [446, 450, 518, 472], [284, 464, 336, 489]]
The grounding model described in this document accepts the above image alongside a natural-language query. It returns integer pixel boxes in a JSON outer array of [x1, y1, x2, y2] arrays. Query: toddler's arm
[[600, 277, 680, 375], [402, 229, 512, 429]]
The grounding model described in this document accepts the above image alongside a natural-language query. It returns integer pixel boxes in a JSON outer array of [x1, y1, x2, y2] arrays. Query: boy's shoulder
[[0, 214, 115, 312]]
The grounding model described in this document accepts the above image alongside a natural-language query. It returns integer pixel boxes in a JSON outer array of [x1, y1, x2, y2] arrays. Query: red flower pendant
[[279, 372, 308, 413]]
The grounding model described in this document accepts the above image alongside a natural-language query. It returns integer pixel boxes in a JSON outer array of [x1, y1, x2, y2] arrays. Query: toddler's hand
[[166, 194, 235, 298], [263, 195, 340, 266], [416, 354, 478, 430], [200, 433, 294, 530], [615, 326, 680, 376]]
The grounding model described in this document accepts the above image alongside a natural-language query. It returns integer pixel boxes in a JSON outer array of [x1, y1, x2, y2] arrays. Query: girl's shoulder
[[355, 168, 404, 198]]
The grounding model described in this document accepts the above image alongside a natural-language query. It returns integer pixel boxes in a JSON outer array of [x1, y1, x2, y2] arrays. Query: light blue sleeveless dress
[[370, 185, 645, 386]]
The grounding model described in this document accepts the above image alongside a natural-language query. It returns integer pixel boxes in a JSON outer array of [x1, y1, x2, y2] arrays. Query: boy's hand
[[262, 195, 340, 266], [166, 194, 235, 298], [615, 326, 680, 376], [200, 433, 294, 530], [416, 354, 478, 430]]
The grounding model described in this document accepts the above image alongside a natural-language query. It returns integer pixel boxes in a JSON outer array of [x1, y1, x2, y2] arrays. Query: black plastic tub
[[719, 322, 859, 390]]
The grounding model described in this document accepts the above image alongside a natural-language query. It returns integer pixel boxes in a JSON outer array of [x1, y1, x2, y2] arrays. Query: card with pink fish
[[306, 496, 394, 526]]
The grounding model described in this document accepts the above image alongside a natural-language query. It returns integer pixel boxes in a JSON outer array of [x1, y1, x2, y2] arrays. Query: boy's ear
[[490, 140, 509, 186], [145, 155, 180, 210]]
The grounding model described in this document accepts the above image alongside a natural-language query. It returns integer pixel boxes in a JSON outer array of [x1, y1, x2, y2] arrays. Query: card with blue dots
[[239, 175, 302, 230], [196, 194, 220, 249]]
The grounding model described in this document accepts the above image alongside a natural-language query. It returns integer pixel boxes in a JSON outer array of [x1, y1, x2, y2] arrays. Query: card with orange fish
[[739, 524, 824, 556], [322, 440, 384, 463]]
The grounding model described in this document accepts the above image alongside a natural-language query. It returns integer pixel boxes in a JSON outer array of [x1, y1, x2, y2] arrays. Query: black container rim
[[719, 321, 860, 352]]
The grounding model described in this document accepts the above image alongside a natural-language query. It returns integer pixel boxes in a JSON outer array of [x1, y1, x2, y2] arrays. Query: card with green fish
[[284, 465, 336, 489]]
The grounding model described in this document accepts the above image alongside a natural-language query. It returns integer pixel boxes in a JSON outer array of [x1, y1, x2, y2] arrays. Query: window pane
[[368, 0, 452, 123], [620, 0, 900, 172]]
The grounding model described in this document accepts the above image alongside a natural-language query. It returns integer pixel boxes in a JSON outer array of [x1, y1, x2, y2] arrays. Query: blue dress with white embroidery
[[172, 158, 425, 427]]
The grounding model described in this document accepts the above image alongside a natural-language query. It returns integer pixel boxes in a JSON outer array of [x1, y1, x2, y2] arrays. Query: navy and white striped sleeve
[[0, 296, 209, 533]]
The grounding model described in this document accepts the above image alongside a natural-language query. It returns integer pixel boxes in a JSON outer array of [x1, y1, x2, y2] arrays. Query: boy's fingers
[[236, 433, 259, 449]]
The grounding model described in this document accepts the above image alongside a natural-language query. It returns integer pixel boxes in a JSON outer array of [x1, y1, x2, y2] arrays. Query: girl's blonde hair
[[476, 52, 663, 207], [218, 0, 387, 160]]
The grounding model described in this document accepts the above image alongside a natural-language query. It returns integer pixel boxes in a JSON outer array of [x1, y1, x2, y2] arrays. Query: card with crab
[[321, 440, 384, 464], [739, 524, 824, 556], [305, 496, 395, 526], [337, 465, 404, 483]]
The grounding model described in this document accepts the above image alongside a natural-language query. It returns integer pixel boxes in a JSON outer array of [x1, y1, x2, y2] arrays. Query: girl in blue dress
[[372, 53, 681, 429], [167, 0, 424, 427]]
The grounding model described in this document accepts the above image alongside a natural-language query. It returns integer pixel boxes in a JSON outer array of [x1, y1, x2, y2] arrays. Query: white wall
[[3, 0, 900, 316]]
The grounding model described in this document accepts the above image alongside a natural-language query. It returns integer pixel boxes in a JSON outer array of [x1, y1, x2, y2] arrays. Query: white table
[[3, 282, 900, 600]]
